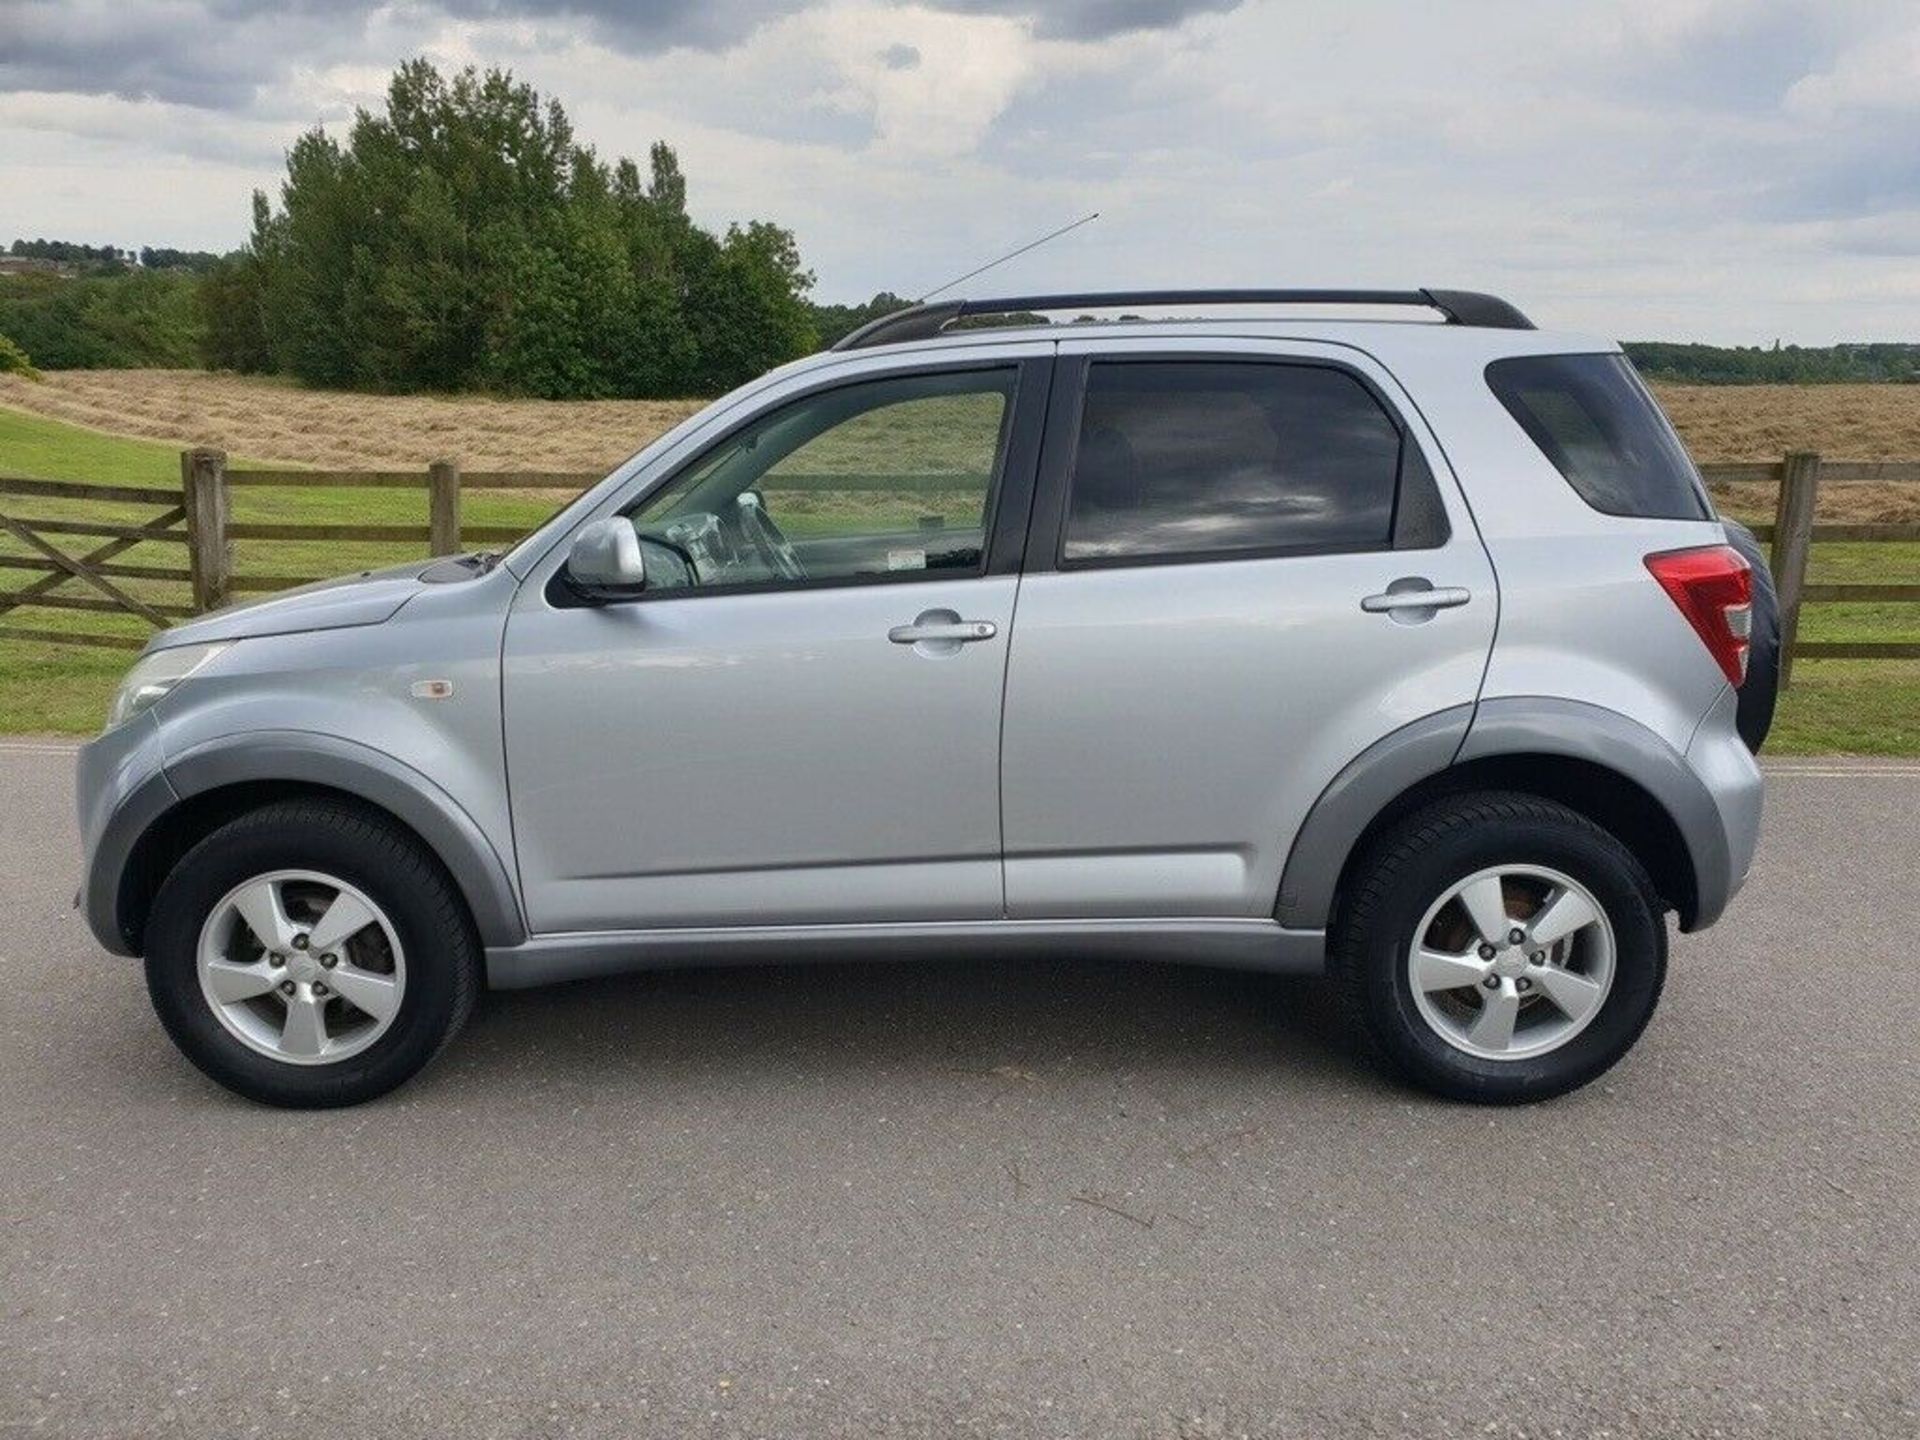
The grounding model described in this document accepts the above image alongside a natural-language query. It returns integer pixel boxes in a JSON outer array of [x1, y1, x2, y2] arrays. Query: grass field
[[2, 382, 1918, 750], [6, 368, 1920, 475]]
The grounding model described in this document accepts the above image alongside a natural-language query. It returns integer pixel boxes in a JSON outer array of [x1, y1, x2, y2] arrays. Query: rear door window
[[1061, 360, 1432, 564], [1486, 353, 1710, 520]]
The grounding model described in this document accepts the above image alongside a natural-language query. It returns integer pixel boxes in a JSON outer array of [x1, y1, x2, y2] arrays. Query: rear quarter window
[[1486, 353, 1710, 521]]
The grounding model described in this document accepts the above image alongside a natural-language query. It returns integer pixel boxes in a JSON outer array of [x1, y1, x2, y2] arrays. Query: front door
[[999, 339, 1497, 919], [504, 355, 1049, 934]]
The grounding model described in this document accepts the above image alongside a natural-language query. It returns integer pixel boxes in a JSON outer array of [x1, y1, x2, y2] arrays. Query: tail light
[[1645, 545, 1753, 686]]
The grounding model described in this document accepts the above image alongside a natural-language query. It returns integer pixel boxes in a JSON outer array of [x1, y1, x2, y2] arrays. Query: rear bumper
[[1458, 696, 1760, 934], [74, 714, 176, 956], [1684, 684, 1764, 926]]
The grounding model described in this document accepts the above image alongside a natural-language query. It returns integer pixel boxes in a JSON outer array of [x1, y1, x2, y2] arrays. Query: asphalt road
[[2, 741, 1916, 1439]]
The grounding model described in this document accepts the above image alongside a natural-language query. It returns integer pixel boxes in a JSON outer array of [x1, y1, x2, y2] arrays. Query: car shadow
[[437, 955, 1381, 1097]]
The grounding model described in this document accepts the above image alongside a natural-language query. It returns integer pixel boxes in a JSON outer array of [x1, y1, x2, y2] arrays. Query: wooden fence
[[0, 476, 194, 648], [1716, 452, 1920, 682], [1, 448, 1917, 683], [192, 451, 578, 606]]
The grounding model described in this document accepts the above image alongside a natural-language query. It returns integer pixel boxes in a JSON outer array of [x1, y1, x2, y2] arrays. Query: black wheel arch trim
[[1458, 699, 1733, 929], [1274, 705, 1473, 928], [94, 730, 527, 955], [1277, 698, 1735, 933]]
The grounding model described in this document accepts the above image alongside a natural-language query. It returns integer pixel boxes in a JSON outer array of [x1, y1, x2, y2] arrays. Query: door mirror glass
[[565, 518, 647, 599]]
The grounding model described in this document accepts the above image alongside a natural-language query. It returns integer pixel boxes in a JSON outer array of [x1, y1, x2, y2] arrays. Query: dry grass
[[0, 370, 703, 472], [6, 369, 1917, 464], [1655, 383, 1920, 523], [4, 369, 1920, 521], [1652, 383, 1920, 461]]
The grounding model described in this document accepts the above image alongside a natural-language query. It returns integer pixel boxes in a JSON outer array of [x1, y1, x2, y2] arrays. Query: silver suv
[[75, 289, 1765, 1108]]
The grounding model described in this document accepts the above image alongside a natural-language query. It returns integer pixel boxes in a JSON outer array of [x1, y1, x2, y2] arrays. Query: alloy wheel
[[195, 870, 406, 1066], [1406, 863, 1616, 1061]]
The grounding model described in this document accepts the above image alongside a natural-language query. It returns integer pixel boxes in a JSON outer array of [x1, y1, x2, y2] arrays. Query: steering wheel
[[736, 493, 806, 582]]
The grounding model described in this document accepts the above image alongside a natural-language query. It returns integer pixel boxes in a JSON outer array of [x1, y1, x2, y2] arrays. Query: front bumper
[[74, 712, 177, 956]]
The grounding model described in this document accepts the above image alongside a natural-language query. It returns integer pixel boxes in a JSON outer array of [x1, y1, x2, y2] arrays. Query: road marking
[[1765, 761, 1920, 772], [0, 741, 81, 755], [1758, 771, 1920, 783], [1766, 769, 1920, 778]]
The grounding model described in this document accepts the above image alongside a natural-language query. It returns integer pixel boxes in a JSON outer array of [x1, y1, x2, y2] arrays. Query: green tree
[[809, 291, 914, 347], [0, 268, 202, 368], [208, 58, 814, 398], [647, 141, 688, 219], [198, 201, 273, 372], [0, 329, 39, 379], [140, 246, 222, 274], [683, 221, 818, 393]]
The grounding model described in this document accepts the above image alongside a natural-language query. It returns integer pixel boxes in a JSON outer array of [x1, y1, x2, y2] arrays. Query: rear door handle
[[1361, 583, 1472, 615]]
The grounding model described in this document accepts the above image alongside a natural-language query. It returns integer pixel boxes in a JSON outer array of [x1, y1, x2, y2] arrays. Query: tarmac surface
[[2, 741, 1916, 1437]]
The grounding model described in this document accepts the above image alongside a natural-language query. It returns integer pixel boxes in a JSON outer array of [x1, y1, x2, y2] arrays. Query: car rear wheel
[[144, 798, 480, 1107], [1334, 792, 1667, 1103]]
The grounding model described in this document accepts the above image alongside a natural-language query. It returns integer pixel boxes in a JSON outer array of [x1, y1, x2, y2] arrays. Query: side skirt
[[485, 917, 1327, 990]]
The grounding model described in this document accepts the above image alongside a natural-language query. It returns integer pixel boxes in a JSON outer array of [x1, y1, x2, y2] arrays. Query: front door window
[[627, 368, 1017, 592]]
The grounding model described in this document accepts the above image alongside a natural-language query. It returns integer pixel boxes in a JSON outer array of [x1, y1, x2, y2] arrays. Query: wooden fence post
[[181, 447, 231, 612], [428, 458, 462, 556], [1770, 449, 1821, 688]]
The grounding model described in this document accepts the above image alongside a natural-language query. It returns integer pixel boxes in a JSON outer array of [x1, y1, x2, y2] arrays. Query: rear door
[[999, 336, 1496, 919]]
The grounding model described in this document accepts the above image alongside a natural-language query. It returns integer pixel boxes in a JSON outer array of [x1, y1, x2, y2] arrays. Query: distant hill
[[7, 238, 225, 274], [1624, 341, 1920, 384]]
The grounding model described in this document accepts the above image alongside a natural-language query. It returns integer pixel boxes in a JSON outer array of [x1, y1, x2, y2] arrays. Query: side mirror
[[565, 518, 647, 601]]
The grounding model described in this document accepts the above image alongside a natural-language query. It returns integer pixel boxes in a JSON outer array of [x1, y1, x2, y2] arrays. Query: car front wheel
[[143, 798, 481, 1107]]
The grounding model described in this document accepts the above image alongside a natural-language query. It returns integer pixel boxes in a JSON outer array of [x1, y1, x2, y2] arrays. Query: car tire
[[1333, 791, 1666, 1104], [144, 798, 481, 1107]]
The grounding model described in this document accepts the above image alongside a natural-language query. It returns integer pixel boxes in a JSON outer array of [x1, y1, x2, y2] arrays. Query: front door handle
[[888, 617, 998, 645], [1361, 582, 1472, 616]]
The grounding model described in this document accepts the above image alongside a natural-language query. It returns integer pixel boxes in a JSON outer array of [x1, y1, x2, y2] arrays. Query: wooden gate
[[0, 476, 195, 649]]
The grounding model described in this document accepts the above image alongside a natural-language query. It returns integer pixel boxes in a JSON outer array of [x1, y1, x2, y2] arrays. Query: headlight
[[106, 643, 229, 730]]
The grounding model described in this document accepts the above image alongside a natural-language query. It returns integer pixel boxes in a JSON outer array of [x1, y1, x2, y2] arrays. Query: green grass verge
[[1766, 661, 1920, 753], [4, 404, 1918, 748], [0, 405, 204, 485], [1741, 531, 1920, 752]]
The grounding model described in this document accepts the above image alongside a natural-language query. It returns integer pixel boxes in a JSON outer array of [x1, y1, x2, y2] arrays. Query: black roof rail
[[831, 287, 1533, 351]]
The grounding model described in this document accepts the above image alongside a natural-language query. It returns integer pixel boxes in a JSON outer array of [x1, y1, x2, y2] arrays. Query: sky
[[4, 0, 1920, 342]]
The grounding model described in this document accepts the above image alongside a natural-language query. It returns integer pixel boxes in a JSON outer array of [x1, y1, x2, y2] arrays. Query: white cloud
[[1786, 21, 1920, 118], [5, 0, 1920, 340], [803, 6, 1039, 157]]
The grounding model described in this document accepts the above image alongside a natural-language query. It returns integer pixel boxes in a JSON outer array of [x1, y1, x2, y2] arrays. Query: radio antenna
[[916, 211, 1100, 303]]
